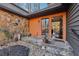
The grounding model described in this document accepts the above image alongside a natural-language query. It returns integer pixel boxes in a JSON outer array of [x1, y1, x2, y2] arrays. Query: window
[[41, 18, 49, 35], [15, 3, 40, 12]]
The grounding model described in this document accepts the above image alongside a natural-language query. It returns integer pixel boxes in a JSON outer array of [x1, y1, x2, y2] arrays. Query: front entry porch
[[29, 12, 66, 42]]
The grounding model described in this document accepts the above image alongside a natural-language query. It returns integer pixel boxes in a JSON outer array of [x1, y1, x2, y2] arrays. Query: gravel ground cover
[[0, 37, 74, 56]]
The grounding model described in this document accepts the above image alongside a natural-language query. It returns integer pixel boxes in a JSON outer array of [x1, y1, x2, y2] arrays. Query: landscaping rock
[[21, 37, 43, 46], [0, 36, 74, 56], [45, 52, 52, 56], [0, 45, 29, 56]]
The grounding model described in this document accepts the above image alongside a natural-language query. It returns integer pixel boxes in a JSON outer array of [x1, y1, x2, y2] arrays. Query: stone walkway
[[0, 37, 74, 56]]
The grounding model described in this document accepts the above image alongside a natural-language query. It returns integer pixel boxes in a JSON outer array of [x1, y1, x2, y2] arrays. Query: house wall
[[29, 17, 42, 37], [0, 9, 29, 36], [67, 3, 79, 55], [29, 12, 66, 41]]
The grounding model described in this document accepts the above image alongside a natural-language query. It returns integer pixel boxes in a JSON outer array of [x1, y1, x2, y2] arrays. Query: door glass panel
[[41, 18, 49, 35], [53, 21, 60, 33]]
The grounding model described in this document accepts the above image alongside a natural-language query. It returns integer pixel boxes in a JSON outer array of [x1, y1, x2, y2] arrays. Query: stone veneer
[[0, 9, 29, 35]]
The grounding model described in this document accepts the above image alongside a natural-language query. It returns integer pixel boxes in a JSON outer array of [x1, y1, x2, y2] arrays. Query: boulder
[[0, 45, 30, 56]]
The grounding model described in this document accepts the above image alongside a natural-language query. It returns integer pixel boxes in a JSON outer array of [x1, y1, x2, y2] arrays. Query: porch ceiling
[[0, 3, 69, 19], [26, 4, 69, 19], [0, 3, 29, 17]]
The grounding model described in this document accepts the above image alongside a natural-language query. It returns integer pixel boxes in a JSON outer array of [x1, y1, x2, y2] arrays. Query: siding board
[[67, 4, 77, 19], [68, 17, 79, 25], [67, 3, 79, 55], [68, 10, 79, 22], [68, 7, 79, 21], [69, 21, 79, 26], [67, 37, 79, 55], [68, 5, 79, 19]]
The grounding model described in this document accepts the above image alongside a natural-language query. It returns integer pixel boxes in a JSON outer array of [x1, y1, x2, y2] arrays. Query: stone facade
[[0, 9, 29, 44], [0, 9, 29, 36]]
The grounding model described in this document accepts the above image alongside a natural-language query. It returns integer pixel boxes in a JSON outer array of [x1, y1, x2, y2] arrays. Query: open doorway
[[51, 16, 63, 39]]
